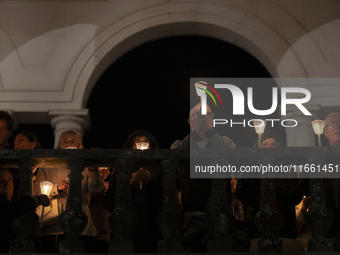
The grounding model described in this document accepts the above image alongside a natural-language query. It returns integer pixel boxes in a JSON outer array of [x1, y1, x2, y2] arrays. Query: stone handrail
[[1, 147, 338, 253], [1, 146, 340, 167]]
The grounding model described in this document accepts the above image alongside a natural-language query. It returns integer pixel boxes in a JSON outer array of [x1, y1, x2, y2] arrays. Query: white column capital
[[49, 109, 90, 128]]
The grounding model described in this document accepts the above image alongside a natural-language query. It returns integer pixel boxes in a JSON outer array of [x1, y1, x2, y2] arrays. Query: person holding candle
[[293, 113, 340, 250], [33, 130, 104, 252], [252, 131, 284, 148], [121, 130, 161, 189], [0, 169, 50, 252], [171, 103, 235, 212], [292, 113, 340, 251], [171, 103, 235, 252], [108, 130, 163, 253], [123, 130, 159, 188], [322, 112, 340, 250]]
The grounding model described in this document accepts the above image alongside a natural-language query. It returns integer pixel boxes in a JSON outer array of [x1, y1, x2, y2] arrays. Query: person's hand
[[37, 194, 50, 207], [98, 167, 111, 180], [130, 169, 151, 186], [57, 180, 69, 193], [301, 196, 310, 214], [303, 196, 310, 206], [190, 112, 203, 134]]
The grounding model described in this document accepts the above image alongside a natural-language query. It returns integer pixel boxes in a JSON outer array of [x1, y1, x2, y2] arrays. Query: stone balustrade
[[1, 147, 339, 253]]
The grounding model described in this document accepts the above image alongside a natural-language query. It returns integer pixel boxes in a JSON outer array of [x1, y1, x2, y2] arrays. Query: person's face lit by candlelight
[[261, 138, 279, 148], [132, 135, 150, 149]]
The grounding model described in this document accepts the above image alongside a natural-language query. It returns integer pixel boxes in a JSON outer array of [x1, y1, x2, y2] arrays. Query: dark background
[[10, 35, 308, 149]]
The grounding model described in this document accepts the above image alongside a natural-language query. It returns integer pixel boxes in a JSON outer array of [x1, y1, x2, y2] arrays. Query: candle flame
[[40, 181, 53, 196], [136, 142, 149, 150]]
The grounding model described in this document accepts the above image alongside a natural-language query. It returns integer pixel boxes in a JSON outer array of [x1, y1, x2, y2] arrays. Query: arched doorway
[[84, 35, 281, 149]]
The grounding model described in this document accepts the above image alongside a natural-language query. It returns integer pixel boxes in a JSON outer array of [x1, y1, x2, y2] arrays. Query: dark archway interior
[[13, 35, 292, 149], [84, 35, 283, 149]]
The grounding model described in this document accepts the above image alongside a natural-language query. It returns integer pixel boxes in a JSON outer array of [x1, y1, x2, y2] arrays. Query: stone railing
[[1, 147, 339, 253]]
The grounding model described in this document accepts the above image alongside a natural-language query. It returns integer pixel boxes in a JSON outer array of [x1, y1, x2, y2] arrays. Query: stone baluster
[[59, 159, 88, 253], [254, 157, 283, 252], [10, 159, 40, 253], [205, 174, 234, 252], [157, 159, 183, 253], [109, 159, 136, 253], [305, 156, 333, 252]]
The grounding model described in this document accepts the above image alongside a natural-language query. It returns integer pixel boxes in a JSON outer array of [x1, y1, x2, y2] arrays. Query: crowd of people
[[0, 107, 340, 253]]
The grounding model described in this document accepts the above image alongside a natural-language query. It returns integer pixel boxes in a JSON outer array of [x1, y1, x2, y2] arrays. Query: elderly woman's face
[[59, 133, 80, 149], [261, 138, 278, 148], [132, 135, 150, 149], [14, 134, 36, 149]]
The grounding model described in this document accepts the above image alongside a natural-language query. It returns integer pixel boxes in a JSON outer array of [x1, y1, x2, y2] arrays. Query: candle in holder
[[136, 142, 149, 150], [40, 181, 53, 196], [311, 119, 324, 146], [39, 181, 53, 228], [136, 142, 149, 188], [253, 119, 266, 148]]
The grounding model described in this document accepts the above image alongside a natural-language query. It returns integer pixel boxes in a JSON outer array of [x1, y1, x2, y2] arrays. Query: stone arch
[[1, 0, 338, 147], [66, 2, 316, 109]]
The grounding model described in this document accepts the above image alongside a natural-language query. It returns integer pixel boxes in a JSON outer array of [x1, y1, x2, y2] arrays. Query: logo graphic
[[194, 81, 222, 115], [195, 81, 311, 116]]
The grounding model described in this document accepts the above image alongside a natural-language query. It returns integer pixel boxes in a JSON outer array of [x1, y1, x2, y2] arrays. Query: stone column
[[254, 157, 283, 252], [49, 110, 90, 148], [109, 159, 136, 253], [206, 176, 234, 252], [157, 159, 183, 253], [10, 159, 40, 253], [59, 159, 88, 253], [304, 156, 334, 252], [284, 110, 318, 147]]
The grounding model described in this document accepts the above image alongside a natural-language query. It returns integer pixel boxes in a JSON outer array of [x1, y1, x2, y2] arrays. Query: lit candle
[[253, 119, 266, 148], [311, 119, 324, 146], [39, 181, 53, 228], [136, 142, 149, 150], [40, 181, 53, 196], [136, 142, 149, 189]]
